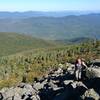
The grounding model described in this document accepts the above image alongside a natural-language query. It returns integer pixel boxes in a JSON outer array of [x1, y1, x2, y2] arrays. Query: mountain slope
[[0, 32, 57, 57]]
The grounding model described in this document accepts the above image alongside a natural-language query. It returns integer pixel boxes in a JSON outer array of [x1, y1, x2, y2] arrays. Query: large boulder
[[90, 59, 100, 67], [85, 59, 100, 78], [86, 67, 100, 78]]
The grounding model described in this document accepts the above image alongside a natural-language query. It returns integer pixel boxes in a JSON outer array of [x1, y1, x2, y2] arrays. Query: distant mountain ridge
[[0, 11, 99, 18], [0, 12, 100, 40]]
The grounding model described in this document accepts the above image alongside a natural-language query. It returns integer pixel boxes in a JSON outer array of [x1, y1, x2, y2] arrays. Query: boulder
[[63, 80, 73, 86], [81, 89, 100, 100], [71, 81, 88, 89], [0, 83, 40, 100], [86, 67, 100, 78], [66, 63, 75, 75]]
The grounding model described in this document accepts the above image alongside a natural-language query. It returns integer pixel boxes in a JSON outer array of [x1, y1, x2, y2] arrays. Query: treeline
[[0, 40, 99, 88]]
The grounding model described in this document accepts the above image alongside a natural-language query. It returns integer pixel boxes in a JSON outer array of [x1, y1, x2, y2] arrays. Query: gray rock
[[86, 67, 100, 78], [13, 93, 22, 100], [48, 81, 58, 89], [0, 83, 40, 100], [53, 87, 63, 91], [64, 80, 73, 86], [33, 82, 46, 90], [2, 87, 15, 99], [71, 81, 88, 89], [31, 95, 40, 100], [66, 63, 75, 75], [81, 89, 100, 100]]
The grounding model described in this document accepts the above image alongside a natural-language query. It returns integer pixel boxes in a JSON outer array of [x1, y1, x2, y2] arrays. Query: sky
[[0, 0, 100, 12]]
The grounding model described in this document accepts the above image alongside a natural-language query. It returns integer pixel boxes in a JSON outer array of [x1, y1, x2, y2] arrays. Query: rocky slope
[[0, 63, 100, 100]]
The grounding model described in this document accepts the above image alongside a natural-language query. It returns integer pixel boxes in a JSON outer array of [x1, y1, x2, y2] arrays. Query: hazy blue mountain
[[0, 11, 99, 18], [0, 13, 100, 40]]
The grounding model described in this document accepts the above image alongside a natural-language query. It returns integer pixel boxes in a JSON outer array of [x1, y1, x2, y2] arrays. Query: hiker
[[75, 58, 87, 81]]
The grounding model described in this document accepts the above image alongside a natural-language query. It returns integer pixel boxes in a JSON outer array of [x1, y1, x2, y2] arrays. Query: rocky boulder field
[[0, 62, 100, 100]]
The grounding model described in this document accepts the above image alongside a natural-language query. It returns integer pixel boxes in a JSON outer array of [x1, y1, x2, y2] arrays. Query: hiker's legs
[[78, 70, 82, 80], [75, 70, 79, 80], [75, 69, 82, 80]]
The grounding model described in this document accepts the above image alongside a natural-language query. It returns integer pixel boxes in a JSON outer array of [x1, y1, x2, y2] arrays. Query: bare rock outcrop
[[0, 62, 100, 100], [0, 83, 40, 100]]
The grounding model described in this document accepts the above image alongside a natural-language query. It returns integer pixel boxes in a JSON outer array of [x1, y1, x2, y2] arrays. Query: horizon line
[[0, 10, 100, 13]]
